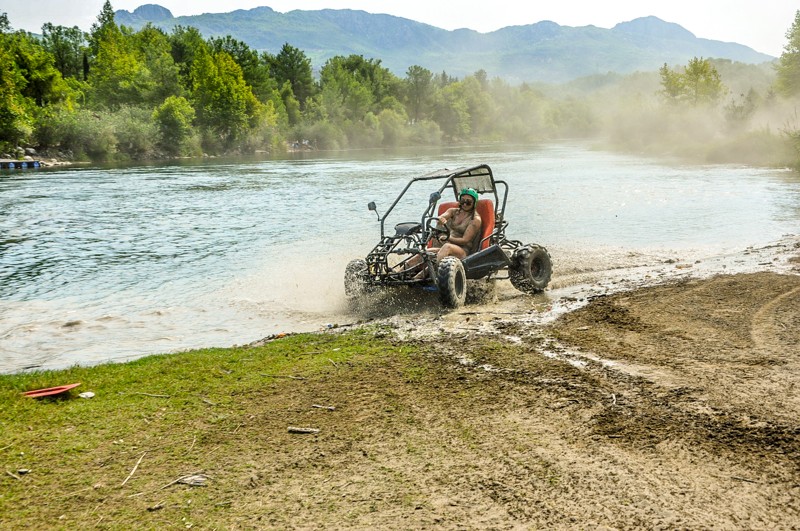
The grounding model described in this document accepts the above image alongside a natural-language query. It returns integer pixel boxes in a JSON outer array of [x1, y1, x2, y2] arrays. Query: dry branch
[[161, 472, 209, 489], [288, 426, 320, 434], [120, 452, 146, 487]]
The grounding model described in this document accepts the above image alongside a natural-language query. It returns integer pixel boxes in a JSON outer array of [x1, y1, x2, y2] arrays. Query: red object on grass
[[22, 383, 81, 398]]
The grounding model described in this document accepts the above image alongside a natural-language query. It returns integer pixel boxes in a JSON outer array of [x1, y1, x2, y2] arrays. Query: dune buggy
[[344, 164, 552, 308]]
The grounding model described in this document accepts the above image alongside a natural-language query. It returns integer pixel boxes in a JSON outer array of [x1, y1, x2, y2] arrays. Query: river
[[1, 143, 799, 373]]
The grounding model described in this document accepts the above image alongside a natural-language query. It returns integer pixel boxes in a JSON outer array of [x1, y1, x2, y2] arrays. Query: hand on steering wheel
[[426, 218, 450, 242]]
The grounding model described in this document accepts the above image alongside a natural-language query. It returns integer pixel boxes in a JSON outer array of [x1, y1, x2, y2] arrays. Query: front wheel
[[344, 259, 369, 301], [437, 256, 467, 308], [509, 244, 552, 294]]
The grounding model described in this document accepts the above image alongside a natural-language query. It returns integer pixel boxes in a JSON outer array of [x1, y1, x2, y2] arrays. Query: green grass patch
[[0, 328, 409, 527]]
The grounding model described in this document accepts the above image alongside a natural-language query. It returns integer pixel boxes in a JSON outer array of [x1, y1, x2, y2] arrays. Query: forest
[[2, 2, 800, 169]]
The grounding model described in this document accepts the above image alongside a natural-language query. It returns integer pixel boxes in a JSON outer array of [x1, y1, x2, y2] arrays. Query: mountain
[[115, 4, 775, 83]]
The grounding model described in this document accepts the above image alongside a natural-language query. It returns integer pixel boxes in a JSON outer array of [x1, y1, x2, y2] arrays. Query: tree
[[88, 0, 117, 58], [265, 43, 315, 108], [432, 82, 470, 140], [318, 56, 375, 123], [278, 80, 301, 126], [168, 25, 206, 89], [658, 63, 684, 100], [132, 24, 181, 104], [88, 27, 148, 108], [434, 70, 457, 88], [41, 23, 86, 79], [683, 57, 726, 105], [0, 40, 32, 146], [775, 10, 800, 97], [1, 12, 11, 33], [209, 35, 276, 102], [317, 55, 403, 122], [460, 74, 494, 138], [659, 57, 726, 105], [190, 47, 261, 149], [4, 30, 69, 107], [85, 1, 146, 108], [404, 65, 433, 123], [152, 95, 195, 155]]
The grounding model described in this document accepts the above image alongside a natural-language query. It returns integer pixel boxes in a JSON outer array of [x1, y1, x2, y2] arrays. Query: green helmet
[[459, 187, 479, 204]]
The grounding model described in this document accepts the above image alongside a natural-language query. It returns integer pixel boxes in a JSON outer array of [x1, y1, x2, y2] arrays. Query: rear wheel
[[510, 244, 552, 293], [437, 257, 467, 308], [344, 259, 369, 302]]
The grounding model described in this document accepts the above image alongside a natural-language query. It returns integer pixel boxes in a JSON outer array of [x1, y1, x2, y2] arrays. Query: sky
[[1, 0, 796, 57]]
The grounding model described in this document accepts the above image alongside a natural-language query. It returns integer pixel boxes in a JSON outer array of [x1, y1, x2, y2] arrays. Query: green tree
[[85, 2, 149, 108], [88, 29, 148, 108], [265, 43, 315, 108], [5, 31, 69, 107], [318, 56, 375, 123], [132, 24, 181, 104], [683, 57, 726, 105], [152, 95, 196, 155], [658, 63, 684, 100], [190, 47, 261, 149], [279, 80, 301, 126], [460, 74, 494, 138], [317, 55, 403, 123], [404, 65, 434, 123], [209, 35, 276, 102], [0, 39, 32, 146], [432, 82, 470, 140], [0, 12, 10, 33], [659, 57, 726, 105], [40, 23, 86, 79], [775, 10, 800, 97], [87, 0, 117, 58], [433, 70, 457, 88], [168, 25, 206, 89]]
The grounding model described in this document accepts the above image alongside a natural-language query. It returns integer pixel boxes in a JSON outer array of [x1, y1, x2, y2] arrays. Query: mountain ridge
[[115, 4, 775, 83]]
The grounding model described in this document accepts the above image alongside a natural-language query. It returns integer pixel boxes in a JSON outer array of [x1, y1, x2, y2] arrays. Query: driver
[[433, 187, 482, 260], [408, 187, 483, 280]]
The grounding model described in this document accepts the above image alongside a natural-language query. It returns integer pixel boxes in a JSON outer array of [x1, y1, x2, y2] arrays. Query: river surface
[[1, 143, 799, 373]]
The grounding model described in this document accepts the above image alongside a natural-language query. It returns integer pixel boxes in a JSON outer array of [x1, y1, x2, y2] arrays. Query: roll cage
[[370, 164, 509, 243], [363, 164, 521, 286]]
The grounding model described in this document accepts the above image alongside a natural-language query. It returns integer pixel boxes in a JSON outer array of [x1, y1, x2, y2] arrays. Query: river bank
[[1, 238, 798, 528]]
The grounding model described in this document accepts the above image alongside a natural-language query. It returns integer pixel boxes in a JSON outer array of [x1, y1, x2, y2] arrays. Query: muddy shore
[[230, 236, 800, 528], [3, 237, 798, 529]]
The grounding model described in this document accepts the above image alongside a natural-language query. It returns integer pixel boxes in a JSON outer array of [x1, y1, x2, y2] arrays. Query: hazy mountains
[[115, 4, 775, 83]]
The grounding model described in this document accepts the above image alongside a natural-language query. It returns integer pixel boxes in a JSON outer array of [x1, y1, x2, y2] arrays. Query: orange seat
[[435, 199, 495, 253]]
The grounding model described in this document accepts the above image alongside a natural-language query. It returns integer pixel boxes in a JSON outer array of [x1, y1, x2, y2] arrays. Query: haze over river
[[2, 144, 799, 373]]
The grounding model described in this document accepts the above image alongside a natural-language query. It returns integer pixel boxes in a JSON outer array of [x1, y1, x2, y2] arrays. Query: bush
[[48, 109, 117, 161], [152, 96, 196, 156], [407, 119, 442, 145], [378, 109, 409, 147], [111, 106, 158, 159], [294, 121, 347, 151], [344, 113, 382, 148]]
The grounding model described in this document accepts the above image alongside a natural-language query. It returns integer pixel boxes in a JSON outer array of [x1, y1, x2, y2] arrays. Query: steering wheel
[[426, 217, 450, 242]]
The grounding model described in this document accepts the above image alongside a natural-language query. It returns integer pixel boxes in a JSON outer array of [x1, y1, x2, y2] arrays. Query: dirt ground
[[25, 240, 797, 529], [216, 237, 800, 529]]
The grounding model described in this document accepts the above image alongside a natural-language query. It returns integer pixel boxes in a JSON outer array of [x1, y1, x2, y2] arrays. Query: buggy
[[344, 164, 552, 308]]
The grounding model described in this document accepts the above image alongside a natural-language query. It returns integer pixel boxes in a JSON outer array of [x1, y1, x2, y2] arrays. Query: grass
[[0, 328, 413, 528]]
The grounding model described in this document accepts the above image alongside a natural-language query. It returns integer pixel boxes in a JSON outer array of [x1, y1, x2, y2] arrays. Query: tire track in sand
[[749, 284, 800, 356]]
